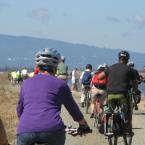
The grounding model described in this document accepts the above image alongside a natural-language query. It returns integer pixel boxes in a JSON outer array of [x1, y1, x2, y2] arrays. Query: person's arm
[[60, 83, 87, 125], [79, 72, 84, 84], [98, 71, 106, 80], [98, 68, 109, 80], [16, 85, 24, 118], [90, 74, 95, 87], [130, 69, 138, 90]]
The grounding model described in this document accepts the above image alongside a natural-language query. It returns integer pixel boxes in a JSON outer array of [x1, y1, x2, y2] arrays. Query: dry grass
[[0, 72, 19, 144]]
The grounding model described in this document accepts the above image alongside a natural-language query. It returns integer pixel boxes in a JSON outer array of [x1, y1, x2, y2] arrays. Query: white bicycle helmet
[[128, 61, 134, 67], [60, 55, 65, 61], [35, 48, 60, 67], [102, 63, 108, 68], [97, 65, 103, 71]]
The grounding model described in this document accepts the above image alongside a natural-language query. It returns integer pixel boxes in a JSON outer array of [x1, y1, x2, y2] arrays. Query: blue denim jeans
[[17, 132, 65, 145]]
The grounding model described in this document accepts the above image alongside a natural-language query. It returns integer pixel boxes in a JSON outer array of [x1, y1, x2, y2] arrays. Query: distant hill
[[0, 34, 144, 70]]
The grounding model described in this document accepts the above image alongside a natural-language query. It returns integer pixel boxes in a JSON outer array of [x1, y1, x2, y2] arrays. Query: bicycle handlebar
[[65, 125, 92, 136], [65, 127, 78, 136]]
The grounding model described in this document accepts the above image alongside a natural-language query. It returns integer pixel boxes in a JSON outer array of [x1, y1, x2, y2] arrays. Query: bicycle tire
[[128, 137, 133, 145], [108, 114, 113, 133], [113, 136, 118, 145], [123, 135, 128, 145], [85, 92, 90, 114], [95, 113, 104, 133], [108, 136, 113, 145], [108, 134, 118, 145], [107, 113, 124, 145]]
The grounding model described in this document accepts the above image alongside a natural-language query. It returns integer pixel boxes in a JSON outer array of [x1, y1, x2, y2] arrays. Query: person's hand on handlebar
[[78, 118, 92, 135], [78, 124, 92, 135]]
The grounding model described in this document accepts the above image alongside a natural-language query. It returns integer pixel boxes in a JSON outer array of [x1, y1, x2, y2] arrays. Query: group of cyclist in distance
[[16, 48, 141, 145], [79, 51, 141, 135]]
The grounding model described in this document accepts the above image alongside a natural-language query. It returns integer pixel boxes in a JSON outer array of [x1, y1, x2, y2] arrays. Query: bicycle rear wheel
[[85, 92, 90, 114], [123, 135, 128, 145], [95, 113, 104, 134], [126, 133, 134, 145], [107, 114, 119, 145], [108, 135, 118, 145], [108, 136, 113, 145]]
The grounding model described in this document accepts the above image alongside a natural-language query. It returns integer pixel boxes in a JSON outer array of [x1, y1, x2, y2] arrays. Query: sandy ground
[[0, 72, 145, 145], [63, 91, 145, 145]]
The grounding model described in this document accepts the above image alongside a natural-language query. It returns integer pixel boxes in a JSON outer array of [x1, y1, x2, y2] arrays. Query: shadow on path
[[132, 127, 143, 130], [133, 112, 145, 116]]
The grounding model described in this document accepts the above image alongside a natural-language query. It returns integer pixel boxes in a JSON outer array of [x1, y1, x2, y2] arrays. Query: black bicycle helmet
[[86, 64, 92, 70], [118, 50, 130, 60]]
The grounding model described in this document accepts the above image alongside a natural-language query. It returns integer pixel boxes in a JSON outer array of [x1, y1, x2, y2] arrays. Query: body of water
[[139, 83, 145, 97]]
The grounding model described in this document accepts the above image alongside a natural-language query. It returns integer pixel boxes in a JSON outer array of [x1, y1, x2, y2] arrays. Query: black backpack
[[82, 71, 92, 85]]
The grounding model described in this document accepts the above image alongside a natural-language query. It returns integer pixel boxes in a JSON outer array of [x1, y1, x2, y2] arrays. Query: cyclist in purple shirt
[[17, 48, 90, 145]]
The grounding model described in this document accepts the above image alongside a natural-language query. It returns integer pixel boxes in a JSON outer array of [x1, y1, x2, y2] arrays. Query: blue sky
[[0, 0, 145, 53]]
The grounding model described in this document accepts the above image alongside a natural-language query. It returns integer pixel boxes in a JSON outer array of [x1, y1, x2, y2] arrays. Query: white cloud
[[28, 8, 50, 24], [134, 15, 145, 28], [8, 58, 12, 61], [8, 58, 15, 61], [126, 15, 145, 28]]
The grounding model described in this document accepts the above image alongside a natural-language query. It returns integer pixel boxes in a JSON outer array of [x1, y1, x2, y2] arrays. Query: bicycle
[[94, 94, 104, 133], [129, 88, 141, 112], [83, 86, 91, 114], [104, 106, 133, 145]]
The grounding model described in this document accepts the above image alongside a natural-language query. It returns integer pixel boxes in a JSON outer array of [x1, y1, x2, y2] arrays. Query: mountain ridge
[[0, 34, 144, 70]]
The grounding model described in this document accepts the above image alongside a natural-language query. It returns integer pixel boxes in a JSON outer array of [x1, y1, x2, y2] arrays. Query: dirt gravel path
[[61, 92, 106, 145], [0, 72, 145, 145], [131, 110, 145, 145], [62, 92, 145, 145]]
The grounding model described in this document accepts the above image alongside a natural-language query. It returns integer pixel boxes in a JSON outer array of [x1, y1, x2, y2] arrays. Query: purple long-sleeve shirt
[[17, 74, 83, 134]]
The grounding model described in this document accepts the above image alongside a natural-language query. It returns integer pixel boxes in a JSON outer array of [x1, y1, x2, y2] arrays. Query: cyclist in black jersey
[[128, 61, 141, 83], [98, 50, 137, 135]]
